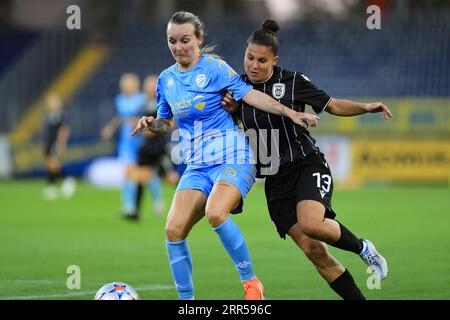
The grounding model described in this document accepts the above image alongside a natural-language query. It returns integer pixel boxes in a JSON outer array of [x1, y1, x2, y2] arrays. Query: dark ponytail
[[246, 19, 279, 55]]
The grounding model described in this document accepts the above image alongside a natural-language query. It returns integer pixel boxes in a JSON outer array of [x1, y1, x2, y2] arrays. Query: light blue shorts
[[176, 163, 256, 213], [118, 141, 139, 164]]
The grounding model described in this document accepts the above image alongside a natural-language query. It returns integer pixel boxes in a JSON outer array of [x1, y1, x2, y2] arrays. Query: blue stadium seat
[[66, 17, 450, 139]]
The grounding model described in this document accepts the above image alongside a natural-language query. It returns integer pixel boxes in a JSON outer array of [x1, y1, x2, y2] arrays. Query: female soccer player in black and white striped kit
[[222, 20, 392, 300]]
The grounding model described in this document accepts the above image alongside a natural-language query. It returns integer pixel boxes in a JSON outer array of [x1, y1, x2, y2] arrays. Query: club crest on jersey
[[272, 83, 285, 99], [196, 74, 206, 88]]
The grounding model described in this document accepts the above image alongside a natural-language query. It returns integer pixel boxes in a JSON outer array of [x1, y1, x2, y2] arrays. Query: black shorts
[[137, 144, 165, 167], [137, 136, 168, 167], [43, 142, 57, 157], [264, 150, 336, 239], [137, 147, 174, 178]]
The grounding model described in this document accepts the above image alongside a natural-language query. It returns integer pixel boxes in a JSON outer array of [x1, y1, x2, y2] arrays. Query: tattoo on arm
[[270, 99, 288, 117], [148, 119, 172, 134]]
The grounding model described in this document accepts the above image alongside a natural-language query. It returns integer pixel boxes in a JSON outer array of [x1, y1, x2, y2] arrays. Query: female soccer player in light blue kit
[[132, 11, 320, 300], [102, 73, 145, 217]]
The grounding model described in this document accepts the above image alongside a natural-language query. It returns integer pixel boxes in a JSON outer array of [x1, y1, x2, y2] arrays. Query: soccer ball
[[94, 282, 140, 300]]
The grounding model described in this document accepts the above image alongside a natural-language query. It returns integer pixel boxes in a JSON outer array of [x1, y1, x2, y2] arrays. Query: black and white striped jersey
[[44, 110, 67, 146], [238, 66, 331, 175], [139, 97, 169, 156]]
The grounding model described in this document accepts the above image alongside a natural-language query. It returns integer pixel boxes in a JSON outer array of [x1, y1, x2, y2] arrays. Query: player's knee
[[299, 219, 323, 239], [205, 208, 228, 228], [298, 204, 327, 238], [165, 223, 186, 242]]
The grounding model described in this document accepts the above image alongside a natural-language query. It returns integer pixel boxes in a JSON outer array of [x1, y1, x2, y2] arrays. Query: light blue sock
[[165, 239, 194, 299], [213, 217, 255, 282], [148, 175, 162, 202], [122, 181, 137, 211]]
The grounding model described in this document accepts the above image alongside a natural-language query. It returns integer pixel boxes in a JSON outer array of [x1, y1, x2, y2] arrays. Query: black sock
[[47, 171, 57, 184], [329, 269, 365, 300], [330, 221, 363, 254], [53, 169, 63, 183], [59, 168, 65, 180], [135, 184, 143, 216]]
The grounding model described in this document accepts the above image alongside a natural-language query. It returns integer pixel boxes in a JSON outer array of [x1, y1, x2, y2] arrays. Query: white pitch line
[[3, 284, 173, 300]]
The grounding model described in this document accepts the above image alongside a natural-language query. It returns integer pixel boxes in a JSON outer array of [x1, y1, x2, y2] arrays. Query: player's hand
[[131, 116, 155, 136], [221, 91, 239, 114], [290, 112, 320, 128], [365, 102, 393, 120]]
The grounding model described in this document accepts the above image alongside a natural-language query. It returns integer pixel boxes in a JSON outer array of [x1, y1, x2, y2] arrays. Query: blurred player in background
[[42, 93, 76, 200], [101, 73, 145, 218], [222, 20, 392, 300], [127, 74, 180, 220]]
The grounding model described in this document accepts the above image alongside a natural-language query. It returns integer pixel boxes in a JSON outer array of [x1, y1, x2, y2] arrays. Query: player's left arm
[[221, 91, 240, 114], [56, 124, 70, 154], [326, 98, 393, 120]]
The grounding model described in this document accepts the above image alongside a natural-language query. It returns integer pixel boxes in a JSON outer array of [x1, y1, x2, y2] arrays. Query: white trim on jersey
[[319, 96, 333, 114], [278, 69, 294, 162], [290, 71, 307, 158], [241, 76, 248, 130], [263, 82, 280, 159]]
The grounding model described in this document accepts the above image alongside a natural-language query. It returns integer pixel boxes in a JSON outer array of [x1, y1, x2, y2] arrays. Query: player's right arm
[[132, 74, 174, 136], [131, 116, 174, 136], [218, 61, 319, 128], [243, 89, 320, 128], [101, 116, 121, 140], [222, 89, 319, 128]]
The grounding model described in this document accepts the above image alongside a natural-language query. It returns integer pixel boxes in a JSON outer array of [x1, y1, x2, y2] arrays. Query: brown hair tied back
[[262, 19, 280, 36], [246, 19, 280, 55]]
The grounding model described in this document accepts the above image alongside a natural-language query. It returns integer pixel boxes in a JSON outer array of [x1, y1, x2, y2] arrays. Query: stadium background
[[0, 0, 449, 300]]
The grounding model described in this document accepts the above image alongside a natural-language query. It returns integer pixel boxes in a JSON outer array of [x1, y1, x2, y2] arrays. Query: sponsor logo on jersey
[[193, 95, 204, 101], [194, 102, 206, 112]]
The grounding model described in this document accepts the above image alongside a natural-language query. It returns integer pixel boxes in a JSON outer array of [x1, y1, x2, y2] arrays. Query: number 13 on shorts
[[312, 172, 332, 197]]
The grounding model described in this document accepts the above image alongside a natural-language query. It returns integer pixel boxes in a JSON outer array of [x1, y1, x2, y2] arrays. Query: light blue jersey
[[157, 54, 254, 167], [156, 54, 256, 211], [115, 92, 145, 163]]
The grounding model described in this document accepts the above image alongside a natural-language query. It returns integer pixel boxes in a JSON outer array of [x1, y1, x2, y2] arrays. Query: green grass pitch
[[0, 179, 449, 300]]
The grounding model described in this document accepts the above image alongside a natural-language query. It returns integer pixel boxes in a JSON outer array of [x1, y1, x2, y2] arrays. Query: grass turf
[[0, 179, 449, 300]]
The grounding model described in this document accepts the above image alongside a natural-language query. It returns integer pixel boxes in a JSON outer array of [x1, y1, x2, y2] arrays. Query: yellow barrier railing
[[10, 44, 109, 145], [314, 98, 450, 136]]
